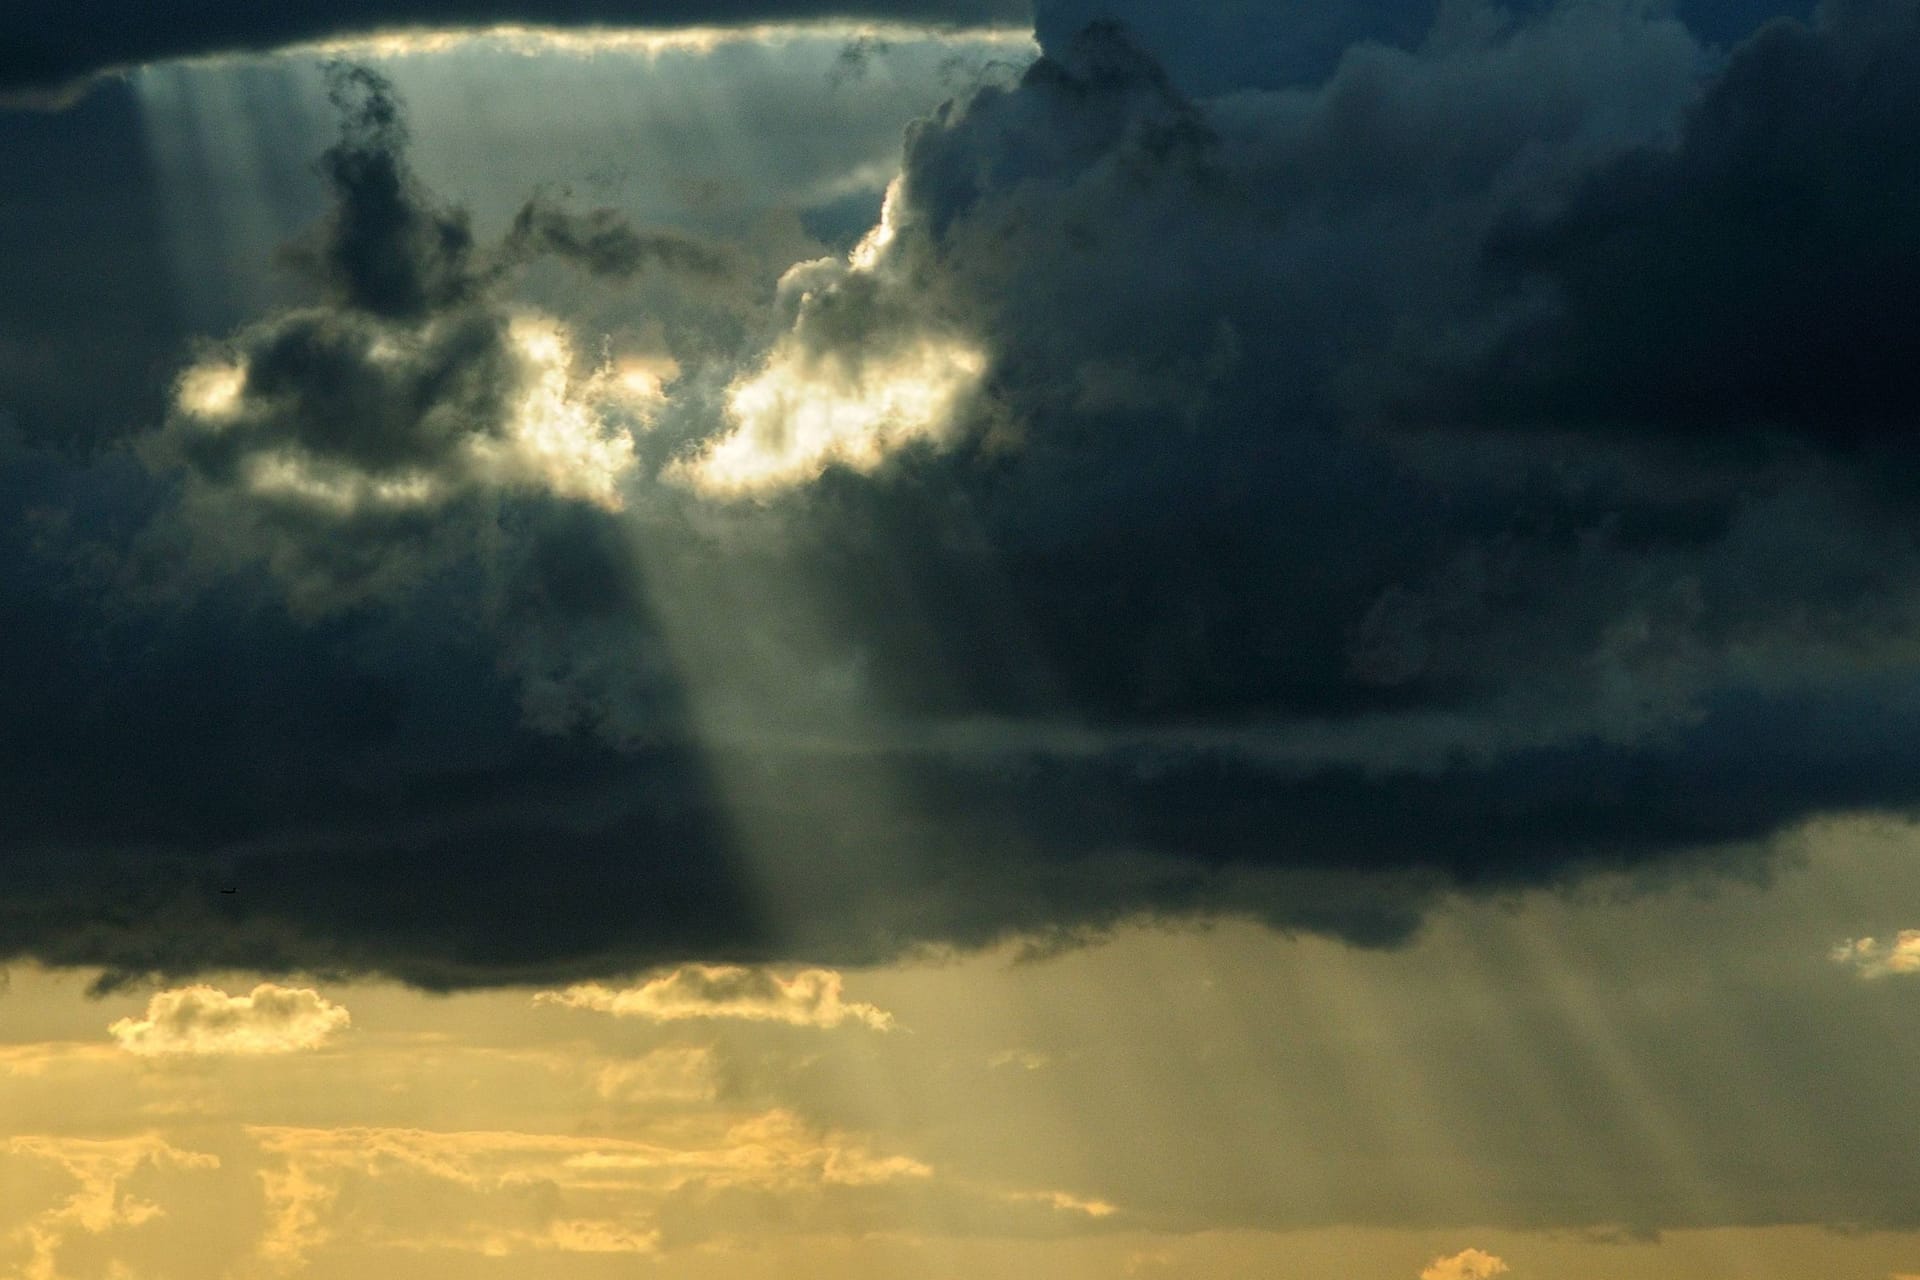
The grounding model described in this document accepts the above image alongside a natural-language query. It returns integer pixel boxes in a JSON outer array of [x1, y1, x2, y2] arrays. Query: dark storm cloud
[[1027, 0, 1817, 94], [0, 80, 187, 447], [12, 2, 1920, 998], [728, 3, 1920, 744], [0, 64, 739, 989], [0, 0, 1031, 104], [1439, 0, 1920, 450], [503, 198, 732, 280], [653, 4, 1920, 932], [294, 62, 483, 321], [742, 10, 1714, 727]]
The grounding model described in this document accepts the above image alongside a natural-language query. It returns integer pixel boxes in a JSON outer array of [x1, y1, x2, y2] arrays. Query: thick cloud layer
[[1028, 0, 1819, 95], [0, 81, 184, 446], [7, 2, 1920, 988], [1445, 0, 1920, 448]]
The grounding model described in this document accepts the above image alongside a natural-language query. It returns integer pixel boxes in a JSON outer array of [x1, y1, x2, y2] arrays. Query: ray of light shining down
[[1425, 907, 1622, 1224], [105, 35, 1053, 1271], [601, 186, 1143, 1261], [600, 506, 995, 1258], [1552, 896, 1779, 1219], [1292, 935, 1460, 1225], [1482, 901, 1730, 1233], [132, 63, 315, 328]]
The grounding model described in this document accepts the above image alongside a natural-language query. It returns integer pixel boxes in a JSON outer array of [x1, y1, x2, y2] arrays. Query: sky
[[3, 0, 1920, 1275]]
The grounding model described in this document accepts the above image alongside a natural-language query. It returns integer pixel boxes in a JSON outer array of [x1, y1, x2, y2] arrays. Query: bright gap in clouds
[[133, 21, 1021, 503], [129, 22, 1037, 325], [283, 20, 1037, 62]]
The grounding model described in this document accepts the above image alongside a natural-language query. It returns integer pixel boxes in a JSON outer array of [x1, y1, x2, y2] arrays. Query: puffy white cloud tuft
[[108, 983, 351, 1056], [671, 179, 988, 497], [1421, 1247, 1510, 1280]]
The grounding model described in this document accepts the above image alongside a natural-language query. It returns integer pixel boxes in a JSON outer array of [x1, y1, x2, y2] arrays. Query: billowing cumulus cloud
[[670, 178, 990, 495], [537, 965, 894, 1029], [1421, 1248, 1510, 1280], [107, 982, 352, 1055]]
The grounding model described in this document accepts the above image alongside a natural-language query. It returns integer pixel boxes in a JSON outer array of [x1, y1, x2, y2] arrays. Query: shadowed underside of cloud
[[0, 0, 1032, 103], [7, 3, 1920, 989]]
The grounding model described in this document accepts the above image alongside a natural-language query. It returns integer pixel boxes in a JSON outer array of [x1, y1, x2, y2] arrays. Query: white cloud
[[535, 965, 893, 1030], [679, 329, 986, 496], [1421, 1247, 1510, 1280], [671, 179, 988, 497], [108, 983, 351, 1056], [1833, 932, 1920, 979]]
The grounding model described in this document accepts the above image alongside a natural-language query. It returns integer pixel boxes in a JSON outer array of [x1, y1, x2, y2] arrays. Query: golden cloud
[[1833, 931, 1920, 979], [1421, 1247, 1510, 1280], [107, 983, 351, 1056], [245, 1110, 931, 1267], [535, 965, 893, 1030]]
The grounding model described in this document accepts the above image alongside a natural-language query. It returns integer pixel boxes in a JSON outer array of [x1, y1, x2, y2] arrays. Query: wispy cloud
[[592, 1045, 721, 1104], [4, 1134, 220, 1278], [247, 1111, 930, 1266], [1004, 1188, 1118, 1218]]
